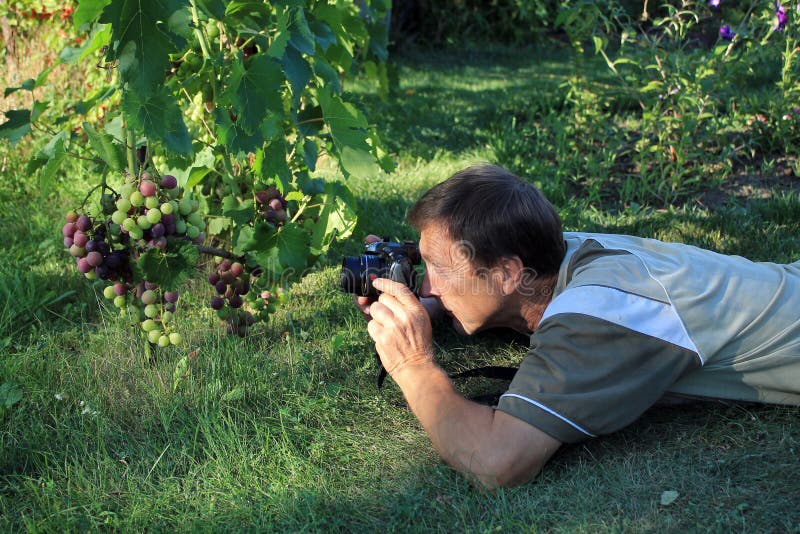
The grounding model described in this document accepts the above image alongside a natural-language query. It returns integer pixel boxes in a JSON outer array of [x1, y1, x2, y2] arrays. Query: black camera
[[340, 239, 421, 298]]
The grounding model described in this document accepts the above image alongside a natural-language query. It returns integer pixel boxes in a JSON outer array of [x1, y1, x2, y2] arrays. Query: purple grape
[[76, 258, 92, 273], [85, 240, 99, 253], [144, 281, 157, 291], [150, 223, 165, 238], [95, 265, 110, 279], [72, 231, 88, 247], [153, 236, 167, 250], [113, 282, 127, 296], [215, 281, 227, 294], [165, 302, 176, 313], [161, 213, 174, 225], [62, 223, 76, 237], [228, 294, 243, 308], [63, 237, 73, 247], [210, 296, 224, 310], [208, 272, 220, 285], [86, 251, 103, 267], [76, 215, 92, 232], [97, 242, 111, 256], [106, 253, 122, 269], [161, 175, 178, 189], [164, 290, 179, 303]]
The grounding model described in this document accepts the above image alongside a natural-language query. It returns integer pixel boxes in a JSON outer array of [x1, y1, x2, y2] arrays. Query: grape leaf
[[288, 8, 315, 55], [213, 107, 264, 155], [241, 222, 308, 283], [61, 23, 112, 64], [133, 241, 199, 291], [3, 79, 35, 97], [254, 139, 292, 192], [222, 196, 254, 226], [267, 8, 291, 58], [100, 0, 189, 95], [39, 133, 68, 188], [317, 90, 378, 179], [0, 110, 32, 145], [195, 0, 225, 19], [74, 0, 112, 28], [172, 355, 190, 392], [83, 122, 126, 171], [122, 87, 192, 156], [309, 183, 357, 255], [224, 55, 285, 134], [309, 20, 337, 51], [207, 216, 232, 236], [281, 46, 312, 107]]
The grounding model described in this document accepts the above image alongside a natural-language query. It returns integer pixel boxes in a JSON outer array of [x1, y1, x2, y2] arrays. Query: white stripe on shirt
[[541, 285, 703, 364]]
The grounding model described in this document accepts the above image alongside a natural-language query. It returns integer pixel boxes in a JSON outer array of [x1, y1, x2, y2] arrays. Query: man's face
[[417, 222, 505, 335]]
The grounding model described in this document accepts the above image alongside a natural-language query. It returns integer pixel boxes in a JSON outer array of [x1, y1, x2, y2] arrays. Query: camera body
[[340, 240, 421, 298]]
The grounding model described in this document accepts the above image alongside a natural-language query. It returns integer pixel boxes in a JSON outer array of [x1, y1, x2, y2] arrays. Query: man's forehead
[[419, 223, 453, 260]]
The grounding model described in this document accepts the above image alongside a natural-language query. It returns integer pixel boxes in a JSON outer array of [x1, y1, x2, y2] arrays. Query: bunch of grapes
[[63, 171, 205, 347], [101, 281, 183, 346], [62, 212, 130, 282], [207, 259, 255, 337], [109, 172, 205, 246], [255, 186, 287, 224]]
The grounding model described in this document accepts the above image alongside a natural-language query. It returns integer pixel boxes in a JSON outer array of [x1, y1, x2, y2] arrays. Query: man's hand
[[366, 277, 434, 378]]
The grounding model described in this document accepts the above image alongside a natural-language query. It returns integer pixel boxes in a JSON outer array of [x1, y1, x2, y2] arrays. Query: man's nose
[[418, 272, 435, 297]]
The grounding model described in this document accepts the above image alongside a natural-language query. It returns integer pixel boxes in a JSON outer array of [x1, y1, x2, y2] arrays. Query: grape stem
[[196, 245, 237, 260]]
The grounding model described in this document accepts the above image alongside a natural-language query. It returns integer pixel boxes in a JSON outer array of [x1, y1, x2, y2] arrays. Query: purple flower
[[709, 0, 721, 7], [719, 24, 734, 40], [775, 1, 788, 31]]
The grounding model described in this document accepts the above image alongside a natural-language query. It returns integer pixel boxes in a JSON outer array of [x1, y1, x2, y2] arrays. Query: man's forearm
[[391, 361, 512, 486]]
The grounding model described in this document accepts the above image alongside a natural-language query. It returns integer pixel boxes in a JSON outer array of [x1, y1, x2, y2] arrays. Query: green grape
[[147, 328, 162, 344], [114, 295, 127, 308], [146, 208, 162, 224], [103, 285, 116, 300], [175, 220, 187, 235], [186, 226, 200, 239], [120, 184, 134, 199], [141, 290, 157, 305], [122, 218, 137, 232], [169, 332, 183, 345], [111, 209, 127, 225], [161, 311, 173, 323], [178, 197, 193, 215], [186, 212, 203, 227], [145, 196, 160, 209], [157, 335, 171, 348], [144, 304, 159, 318], [141, 319, 158, 331], [116, 198, 132, 213], [161, 202, 174, 215], [128, 226, 144, 240], [136, 215, 152, 230], [130, 191, 145, 207]]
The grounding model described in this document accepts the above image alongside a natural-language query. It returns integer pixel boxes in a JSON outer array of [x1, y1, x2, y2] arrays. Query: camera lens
[[340, 254, 384, 296]]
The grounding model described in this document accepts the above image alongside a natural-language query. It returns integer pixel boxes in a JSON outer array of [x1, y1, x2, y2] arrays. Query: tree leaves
[[82, 122, 126, 172], [224, 54, 285, 134], [240, 222, 309, 283]]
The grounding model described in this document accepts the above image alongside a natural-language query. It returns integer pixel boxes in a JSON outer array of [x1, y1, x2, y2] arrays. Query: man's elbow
[[469, 453, 546, 489]]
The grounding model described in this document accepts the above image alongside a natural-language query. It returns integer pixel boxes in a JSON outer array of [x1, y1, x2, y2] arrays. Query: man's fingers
[[365, 234, 381, 244], [372, 278, 419, 308]]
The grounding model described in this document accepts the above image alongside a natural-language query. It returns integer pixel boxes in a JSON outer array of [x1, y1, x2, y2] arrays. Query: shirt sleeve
[[496, 289, 702, 443]]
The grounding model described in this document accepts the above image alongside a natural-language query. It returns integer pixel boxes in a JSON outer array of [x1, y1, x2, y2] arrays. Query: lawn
[[2, 41, 800, 532]]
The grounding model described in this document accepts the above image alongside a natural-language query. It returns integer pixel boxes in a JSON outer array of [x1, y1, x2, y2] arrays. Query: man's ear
[[495, 256, 526, 296]]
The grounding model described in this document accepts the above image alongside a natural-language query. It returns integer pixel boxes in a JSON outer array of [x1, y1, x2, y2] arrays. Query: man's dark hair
[[407, 164, 566, 276]]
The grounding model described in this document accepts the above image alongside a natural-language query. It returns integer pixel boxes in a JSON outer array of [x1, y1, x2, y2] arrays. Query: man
[[357, 163, 800, 488]]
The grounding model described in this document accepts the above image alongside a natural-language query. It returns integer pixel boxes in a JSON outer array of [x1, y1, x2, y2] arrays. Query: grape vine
[[2, 0, 393, 346]]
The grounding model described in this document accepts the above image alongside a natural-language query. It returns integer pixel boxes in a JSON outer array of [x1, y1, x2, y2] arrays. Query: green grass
[[2, 44, 800, 532]]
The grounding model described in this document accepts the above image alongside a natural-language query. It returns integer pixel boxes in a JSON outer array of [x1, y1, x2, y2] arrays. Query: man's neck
[[514, 275, 557, 335]]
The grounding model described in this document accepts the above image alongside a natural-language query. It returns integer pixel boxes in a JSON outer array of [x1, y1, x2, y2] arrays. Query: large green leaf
[[213, 107, 265, 155], [242, 222, 308, 283], [0, 110, 32, 145], [83, 122, 126, 172], [288, 8, 315, 55], [309, 183, 357, 255], [133, 241, 199, 291], [222, 196, 255, 226], [281, 46, 312, 107], [74, 0, 112, 28], [225, 55, 285, 134], [317, 91, 378, 179], [60, 23, 112, 64], [100, 0, 189, 95], [122, 88, 192, 155]]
